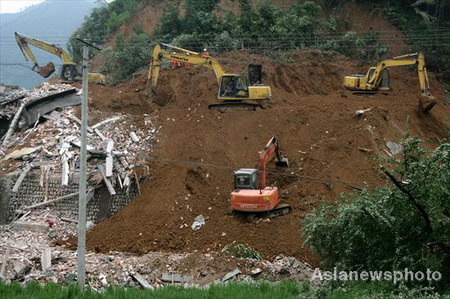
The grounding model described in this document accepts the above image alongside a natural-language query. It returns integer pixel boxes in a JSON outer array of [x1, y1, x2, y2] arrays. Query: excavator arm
[[344, 52, 436, 112], [258, 136, 288, 189], [15, 32, 74, 78], [365, 53, 431, 93], [148, 43, 226, 93]]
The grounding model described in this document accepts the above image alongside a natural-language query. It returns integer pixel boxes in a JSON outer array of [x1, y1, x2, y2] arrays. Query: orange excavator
[[231, 136, 292, 218]]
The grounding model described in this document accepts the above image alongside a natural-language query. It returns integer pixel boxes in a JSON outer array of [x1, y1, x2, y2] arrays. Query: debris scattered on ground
[[191, 215, 205, 231], [0, 210, 313, 289], [0, 83, 159, 197], [386, 141, 404, 155]]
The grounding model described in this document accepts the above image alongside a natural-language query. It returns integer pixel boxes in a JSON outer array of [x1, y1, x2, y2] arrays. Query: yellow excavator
[[147, 43, 272, 109], [15, 32, 106, 84], [344, 53, 437, 113]]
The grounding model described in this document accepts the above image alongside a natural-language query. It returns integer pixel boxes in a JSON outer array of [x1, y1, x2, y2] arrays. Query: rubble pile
[[0, 210, 313, 289], [0, 83, 73, 121], [0, 83, 159, 196]]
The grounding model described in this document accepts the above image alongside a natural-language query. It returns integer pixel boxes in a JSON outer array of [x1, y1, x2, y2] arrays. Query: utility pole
[[77, 44, 89, 290]]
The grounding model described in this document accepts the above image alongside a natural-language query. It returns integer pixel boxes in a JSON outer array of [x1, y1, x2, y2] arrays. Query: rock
[[386, 141, 404, 155]]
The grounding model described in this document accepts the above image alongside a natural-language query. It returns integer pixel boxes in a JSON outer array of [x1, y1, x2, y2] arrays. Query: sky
[[0, 0, 45, 13]]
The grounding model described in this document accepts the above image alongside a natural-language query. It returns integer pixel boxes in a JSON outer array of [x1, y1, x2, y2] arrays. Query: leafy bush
[[303, 135, 450, 288], [225, 243, 263, 260], [320, 32, 387, 61]]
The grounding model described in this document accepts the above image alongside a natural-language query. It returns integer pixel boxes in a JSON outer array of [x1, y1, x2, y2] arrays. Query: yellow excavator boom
[[344, 52, 436, 112], [15, 32, 106, 84], [148, 43, 226, 90], [147, 43, 271, 109]]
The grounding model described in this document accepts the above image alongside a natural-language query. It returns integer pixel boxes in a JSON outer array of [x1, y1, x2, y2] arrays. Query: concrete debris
[[161, 273, 193, 283], [41, 248, 51, 271], [133, 273, 154, 289], [191, 215, 205, 231], [221, 268, 241, 282], [3, 147, 41, 161], [263, 255, 314, 280], [12, 221, 49, 233], [0, 210, 313, 290], [386, 141, 404, 155], [0, 83, 159, 195], [355, 108, 372, 116]]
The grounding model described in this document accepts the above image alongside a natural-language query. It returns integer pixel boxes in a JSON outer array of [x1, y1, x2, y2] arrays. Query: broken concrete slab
[[133, 273, 154, 289], [3, 146, 41, 161], [386, 141, 404, 155], [221, 268, 241, 282], [12, 221, 49, 233], [161, 273, 193, 284], [41, 248, 51, 271], [21, 89, 81, 127]]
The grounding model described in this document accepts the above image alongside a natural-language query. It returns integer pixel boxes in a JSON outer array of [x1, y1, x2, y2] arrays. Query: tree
[[303, 136, 450, 288]]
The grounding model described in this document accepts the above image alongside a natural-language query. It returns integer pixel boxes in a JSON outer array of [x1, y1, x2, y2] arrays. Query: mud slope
[[84, 50, 450, 263]]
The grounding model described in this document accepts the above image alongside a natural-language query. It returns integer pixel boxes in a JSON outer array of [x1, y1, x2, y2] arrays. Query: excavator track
[[351, 90, 378, 95], [232, 203, 292, 220], [262, 203, 292, 219], [208, 102, 263, 111]]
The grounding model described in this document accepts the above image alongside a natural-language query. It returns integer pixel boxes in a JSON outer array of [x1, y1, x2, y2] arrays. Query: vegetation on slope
[[69, 0, 450, 84], [303, 133, 450, 290]]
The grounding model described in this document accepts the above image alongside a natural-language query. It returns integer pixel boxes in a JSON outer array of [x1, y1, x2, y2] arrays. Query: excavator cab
[[61, 64, 80, 82], [234, 169, 259, 190], [219, 75, 250, 98]]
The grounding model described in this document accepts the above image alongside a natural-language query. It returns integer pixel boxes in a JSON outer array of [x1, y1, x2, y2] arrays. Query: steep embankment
[[81, 50, 450, 263]]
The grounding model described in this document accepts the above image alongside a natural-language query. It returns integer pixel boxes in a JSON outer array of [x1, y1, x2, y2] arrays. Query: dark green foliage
[[104, 33, 152, 83], [303, 136, 450, 288], [320, 31, 387, 61], [68, 0, 144, 62]]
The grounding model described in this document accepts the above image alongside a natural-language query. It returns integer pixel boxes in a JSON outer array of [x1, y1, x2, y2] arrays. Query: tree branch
[[381, 167, 433, 235]]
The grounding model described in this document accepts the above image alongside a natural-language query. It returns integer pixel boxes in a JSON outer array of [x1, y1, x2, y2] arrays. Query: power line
[[146, 156, 365, 189]]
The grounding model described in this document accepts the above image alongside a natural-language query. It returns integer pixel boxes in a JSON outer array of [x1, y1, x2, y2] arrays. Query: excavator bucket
[[36, 62, 55, 78], [419, 94, 437, 113], [275, 157, 289, 167]]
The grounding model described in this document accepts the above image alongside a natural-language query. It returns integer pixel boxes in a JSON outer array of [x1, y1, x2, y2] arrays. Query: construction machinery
[[147, 43, 272, 109], [15, 32, 106, 84], [343, 52, 437, 113], [231, 136, 291, 218]]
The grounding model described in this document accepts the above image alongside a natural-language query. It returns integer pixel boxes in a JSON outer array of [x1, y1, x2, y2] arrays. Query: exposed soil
[[77, 49, 450, 265]]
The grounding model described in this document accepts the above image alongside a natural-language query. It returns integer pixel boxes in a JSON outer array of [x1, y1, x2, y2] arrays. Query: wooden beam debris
[[12, 165, 31, 192], [130, 131, 140, 143], [94, 128, 106, 141], [98, 165, 116, 195], [92, 116, 122, 129], [2, 102, 26, 147], [105, 140, 114, 177], [67, 113, 94, 133]]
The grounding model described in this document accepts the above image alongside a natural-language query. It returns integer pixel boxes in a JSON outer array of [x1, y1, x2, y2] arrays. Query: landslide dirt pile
[[82, 50, 450, 264]]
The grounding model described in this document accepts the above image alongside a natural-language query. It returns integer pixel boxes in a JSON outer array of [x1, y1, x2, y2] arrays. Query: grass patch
[[1, 280, 448, 298]]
